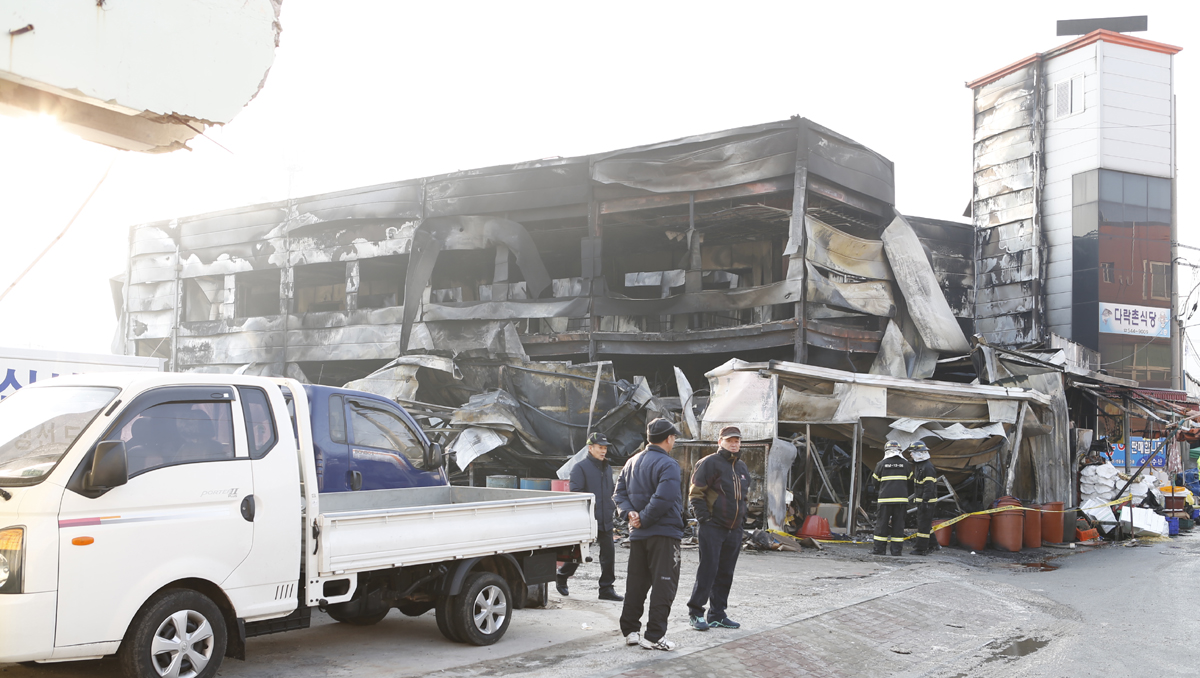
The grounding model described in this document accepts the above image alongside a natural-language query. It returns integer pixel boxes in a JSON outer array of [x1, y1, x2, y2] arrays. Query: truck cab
[[302, 384, 446, 493]]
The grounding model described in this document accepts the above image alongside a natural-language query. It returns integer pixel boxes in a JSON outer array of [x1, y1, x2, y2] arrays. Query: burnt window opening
[[294, 262, 347, 314], [429, 249, 494, 303], [182, 276, 225, 323], [235, 270, 281, 318], [358, 255, 408, 309], [135, 338, 171, 361]]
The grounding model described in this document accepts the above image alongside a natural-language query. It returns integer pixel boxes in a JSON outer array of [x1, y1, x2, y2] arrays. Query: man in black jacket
[[556, 432, 623, 601], [686, 426, 749, 631], [871, 440, 913, 556], [614, 418, 686, 652]]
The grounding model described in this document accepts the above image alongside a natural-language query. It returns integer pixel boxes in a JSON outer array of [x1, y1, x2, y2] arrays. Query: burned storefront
[[114, 116, 1108, 537]]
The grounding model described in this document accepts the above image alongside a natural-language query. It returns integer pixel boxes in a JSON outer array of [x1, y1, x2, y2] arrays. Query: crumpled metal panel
[[869, 321, 915, 378], [805, 215, 892, 280], [701, 365, 777, 441], [805, 262, 895, 317], [881, 214, 971, 353], [592, 128, 797, 194]]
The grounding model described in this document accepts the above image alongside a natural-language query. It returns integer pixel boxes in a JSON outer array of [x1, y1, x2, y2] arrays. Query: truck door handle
[[240, 495, 256, 522]]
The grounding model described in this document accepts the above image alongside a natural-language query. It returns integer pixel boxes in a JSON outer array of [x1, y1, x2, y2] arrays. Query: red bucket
[[799, 515, 833, 540]]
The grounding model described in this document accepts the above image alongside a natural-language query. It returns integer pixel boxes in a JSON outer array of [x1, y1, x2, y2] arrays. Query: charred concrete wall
[[970, 63, 1047, 348], [118, 119, 982, 387]]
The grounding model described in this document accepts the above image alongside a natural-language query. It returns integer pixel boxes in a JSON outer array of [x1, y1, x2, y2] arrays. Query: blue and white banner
[[1099, 302, 1170, 338]]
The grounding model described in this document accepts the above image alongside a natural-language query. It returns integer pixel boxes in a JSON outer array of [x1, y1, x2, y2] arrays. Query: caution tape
[[771, 494, 1149, 545], [929, 494, 1138, 534]]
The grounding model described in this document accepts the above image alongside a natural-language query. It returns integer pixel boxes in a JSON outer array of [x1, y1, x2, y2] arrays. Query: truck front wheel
[[119, 589, 227, 678], [452, 572, 512, 646]]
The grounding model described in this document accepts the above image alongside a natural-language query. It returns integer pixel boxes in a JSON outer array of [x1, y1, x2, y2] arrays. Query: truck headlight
[[0, 527, 23, 594]]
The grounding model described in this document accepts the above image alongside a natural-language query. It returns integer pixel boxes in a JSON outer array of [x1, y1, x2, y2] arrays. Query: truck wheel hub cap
[[150, 609, 214, 678], [472, 585, 507, 634]]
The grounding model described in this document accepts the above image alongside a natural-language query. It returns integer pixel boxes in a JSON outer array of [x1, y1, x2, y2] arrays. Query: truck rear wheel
[[435, 594, 462, 642], [452, 572, 512, 646], [119, 589, 227, 678]]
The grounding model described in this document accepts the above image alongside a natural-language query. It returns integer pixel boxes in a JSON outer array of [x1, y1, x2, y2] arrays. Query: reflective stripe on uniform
[[912, 498, 923, 503], [878, 475, 909, 482], [873, 535, 890, 542], [877, 497, 909, 503], [915, 532, 929, 538], [889, 536, 906, 541], [872, 474, 881, 481], [917, 477, 938, 483]]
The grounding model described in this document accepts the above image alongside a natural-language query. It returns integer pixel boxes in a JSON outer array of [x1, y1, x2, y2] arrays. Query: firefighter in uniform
[[909, 441, 939, 555], [872, 441, 913, 556]]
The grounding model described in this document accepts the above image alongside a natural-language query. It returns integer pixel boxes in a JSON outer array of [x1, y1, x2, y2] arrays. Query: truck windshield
[[0, 386, 119, 485]]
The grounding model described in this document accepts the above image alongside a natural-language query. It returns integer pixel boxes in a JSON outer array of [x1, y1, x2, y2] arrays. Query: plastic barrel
[[1023, 504, 1042, 549], [520, 478, 552, 491], [955, 514, 991, 551], [991, 510, 1024, 552], [551, 479, 570, 492], [932, 519, 952, 547], [1041, 502, 1065, 543], [486, 475, 519, 489]]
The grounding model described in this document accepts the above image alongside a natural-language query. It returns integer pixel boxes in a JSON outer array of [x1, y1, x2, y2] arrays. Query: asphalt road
[[3, 533, 1198, 678]]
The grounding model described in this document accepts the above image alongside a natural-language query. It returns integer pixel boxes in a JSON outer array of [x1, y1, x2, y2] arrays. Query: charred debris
[[114, 117, 1168, 534]]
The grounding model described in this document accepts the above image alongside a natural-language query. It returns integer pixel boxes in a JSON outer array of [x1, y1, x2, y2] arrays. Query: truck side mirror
[[426, 443, 444, 469], [86, 441, 129, 490]]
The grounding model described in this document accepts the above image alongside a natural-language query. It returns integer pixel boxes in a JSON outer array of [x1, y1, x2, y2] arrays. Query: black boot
[[555, 576, 569, 597], [599, 587, 624, 601]]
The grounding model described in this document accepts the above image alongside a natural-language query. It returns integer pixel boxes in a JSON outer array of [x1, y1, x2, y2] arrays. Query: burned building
[[116, 118, 975, 388], [967, 29, 1181, 389]]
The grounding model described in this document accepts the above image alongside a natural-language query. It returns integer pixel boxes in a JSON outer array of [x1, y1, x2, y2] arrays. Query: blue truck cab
[[300, 384, 448, 492]]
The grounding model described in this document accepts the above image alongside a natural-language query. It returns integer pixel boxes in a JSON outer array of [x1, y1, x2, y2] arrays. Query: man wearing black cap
[[556, 431, 623, 601], [686, 425, 749, 631], [614, 417, 686, 651]]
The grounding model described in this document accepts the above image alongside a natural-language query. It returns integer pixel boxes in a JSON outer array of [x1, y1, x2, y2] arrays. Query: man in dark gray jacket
[[614, 418, 686, 652], [556, 431, 623, 601]]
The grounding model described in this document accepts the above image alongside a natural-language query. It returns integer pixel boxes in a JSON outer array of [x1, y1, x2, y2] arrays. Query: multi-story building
[[116, 119, 975, 387], [967, 28, 1180, 388]]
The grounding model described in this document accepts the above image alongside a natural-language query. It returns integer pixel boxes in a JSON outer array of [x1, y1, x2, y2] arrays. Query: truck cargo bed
[[316, 486, 595, 575]]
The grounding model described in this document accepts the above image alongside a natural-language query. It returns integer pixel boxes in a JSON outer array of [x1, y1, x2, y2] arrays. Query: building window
[[235, 270, 281, 318], [1101, 262, 1114, 284], [182, 276, 224, 322], [294, 263, 347, 313], [358, 255, 408, 309], [1146, 261, 1170, 300], [1054, 75, 1084, 120]]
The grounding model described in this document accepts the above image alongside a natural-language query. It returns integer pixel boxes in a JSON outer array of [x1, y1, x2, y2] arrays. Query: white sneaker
[[639, 636, 676, 651], [624, 631, 641, 646]]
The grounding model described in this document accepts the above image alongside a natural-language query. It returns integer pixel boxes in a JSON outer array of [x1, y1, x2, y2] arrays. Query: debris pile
[[1079, 462, 1161, 506]]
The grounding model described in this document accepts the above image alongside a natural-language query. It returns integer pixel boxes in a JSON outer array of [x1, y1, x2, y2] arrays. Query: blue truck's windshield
[[0, 386, 119, 485]]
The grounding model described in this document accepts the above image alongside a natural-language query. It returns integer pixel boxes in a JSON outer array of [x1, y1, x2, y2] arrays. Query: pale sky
[[0, 1, 1195, 361]]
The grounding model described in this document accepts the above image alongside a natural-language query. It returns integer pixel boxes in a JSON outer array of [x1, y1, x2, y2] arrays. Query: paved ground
[[4, 533, 1199, 677]]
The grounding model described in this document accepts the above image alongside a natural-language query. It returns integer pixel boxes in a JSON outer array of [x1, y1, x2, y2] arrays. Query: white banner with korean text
[[1098, 302, 1170, 338]]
